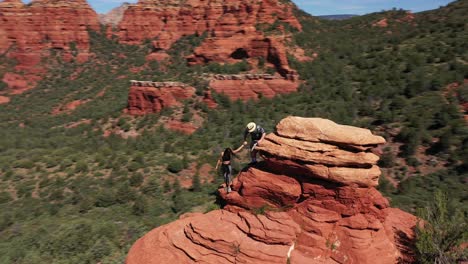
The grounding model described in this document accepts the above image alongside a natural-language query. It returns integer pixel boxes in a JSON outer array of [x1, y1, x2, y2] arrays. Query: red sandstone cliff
[[126, 116, 417, 264], [116, 0, 301, 77], [210, 77, 299, 101], [126, 81, 196, 115], [0, 0, 99, 92]]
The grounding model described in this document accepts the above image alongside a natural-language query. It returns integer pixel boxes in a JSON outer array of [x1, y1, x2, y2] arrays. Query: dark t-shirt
[[244, 125, 265, 141]]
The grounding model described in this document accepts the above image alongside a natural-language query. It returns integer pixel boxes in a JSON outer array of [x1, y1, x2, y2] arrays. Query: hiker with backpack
[[215, 144, 246, 193], [243, 122, 266, 165]]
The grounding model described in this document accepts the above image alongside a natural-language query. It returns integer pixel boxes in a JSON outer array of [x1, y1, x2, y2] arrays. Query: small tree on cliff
[[415, 190, 467, 264]]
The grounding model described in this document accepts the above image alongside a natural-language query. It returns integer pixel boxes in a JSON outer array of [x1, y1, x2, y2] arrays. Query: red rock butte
[[116, 0, 301, 78], [126, 80, 196, 115], [0, 0, 100, 92], [126, 116, 418, 264]]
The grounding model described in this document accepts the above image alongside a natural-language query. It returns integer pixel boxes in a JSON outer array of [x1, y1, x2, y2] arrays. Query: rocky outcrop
[[188, 35, 298, 78], [116, 0, 300, 78], [116, 0, 301, 47], [210, 78, 299, 101], [0, 95, 10, 104], [126, 116, 417, 264], [0, 0, 99, 92], [202, 90, 218, 108], [126, 81, 195, 115], [165, 119, 197, 135]]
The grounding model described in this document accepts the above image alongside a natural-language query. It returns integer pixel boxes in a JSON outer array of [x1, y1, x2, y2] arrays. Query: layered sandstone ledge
[[126, 83, 195, 115], [126, 116, 417, 264], [209, 78, 299, 101]]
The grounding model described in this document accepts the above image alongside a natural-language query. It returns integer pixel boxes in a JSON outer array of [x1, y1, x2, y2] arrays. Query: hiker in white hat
[[243, 122, 266, 165]]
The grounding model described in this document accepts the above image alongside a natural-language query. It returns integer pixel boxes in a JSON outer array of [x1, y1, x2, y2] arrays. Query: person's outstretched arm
[[215, 152, 223, 170], [233, 143, 246, 154]]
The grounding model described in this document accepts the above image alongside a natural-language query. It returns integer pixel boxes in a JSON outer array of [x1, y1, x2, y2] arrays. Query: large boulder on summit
[[126, 116, 417, 264], [256, 117, 386, 187]]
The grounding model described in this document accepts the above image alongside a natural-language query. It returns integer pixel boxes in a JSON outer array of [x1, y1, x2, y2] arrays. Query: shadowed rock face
[[126, 116, 417, 264]]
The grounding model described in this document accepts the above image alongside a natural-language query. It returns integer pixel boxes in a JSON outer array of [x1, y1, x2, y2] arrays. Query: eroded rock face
[[0, 0, 99, 92], [117, 0, 300, 47], [209, 78, 299, 101], [126, 84, 195, 115], [126, 116, 417, 264], [116, 0, 300, 77]]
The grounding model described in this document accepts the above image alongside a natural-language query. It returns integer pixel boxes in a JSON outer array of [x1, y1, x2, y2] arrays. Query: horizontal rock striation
[[256, 117, 386, 187], [126, 116, 417, 264], [0, 0, 100, 92], [116, 0, 300, 79], [126, 82, 195, 115], [116, 0, 301, 47], [209, 78, 299, 101]]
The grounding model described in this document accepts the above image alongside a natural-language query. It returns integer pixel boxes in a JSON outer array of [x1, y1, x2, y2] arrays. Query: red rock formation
[[188, 35, 297, 78], [116, 0, 301, 77], [126, 82, 196, 115], [164, 119, 197, 135], [201, 90, 217, 108], [0, 95, 10, 104], [0, 0, 99, 92], [373, 18, 389, 28], [126, 116, 417, 264], [117, 0, 300, 47], [210, 78, 299, 101]]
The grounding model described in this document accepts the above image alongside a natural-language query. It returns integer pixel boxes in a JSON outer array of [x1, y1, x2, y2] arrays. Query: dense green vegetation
[[415, 191, 467, 263], [0, 1, 467, 263]]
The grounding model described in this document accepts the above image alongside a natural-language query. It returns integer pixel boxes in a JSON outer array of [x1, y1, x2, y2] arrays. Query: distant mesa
[[126, 116, 417, 264]]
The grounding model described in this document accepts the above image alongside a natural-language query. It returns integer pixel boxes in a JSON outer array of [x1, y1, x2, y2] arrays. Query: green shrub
[[415, 191, 467, 263], [0, 192, 12, 204], [129, 173, 144, 187], [132, 196, 147, 216], [95, 190, 117, 207], [167, 159, 184, 173], [75, 161, 89, 173]]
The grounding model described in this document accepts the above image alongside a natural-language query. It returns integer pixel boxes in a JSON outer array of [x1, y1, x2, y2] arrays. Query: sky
[[87, 0, 454, 15]]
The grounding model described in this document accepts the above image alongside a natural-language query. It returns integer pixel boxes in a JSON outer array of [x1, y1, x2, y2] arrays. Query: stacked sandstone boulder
[[126, 116, 417, 264]]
